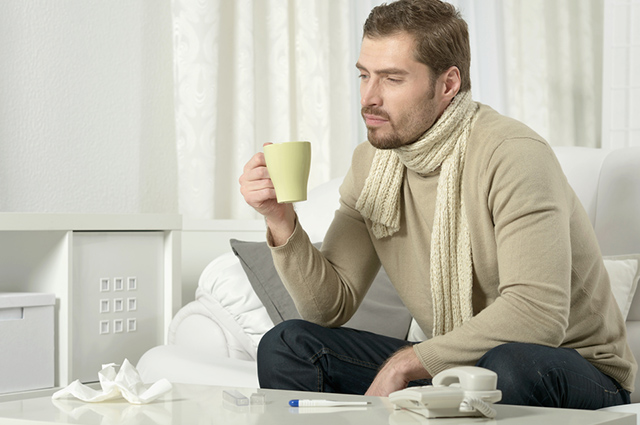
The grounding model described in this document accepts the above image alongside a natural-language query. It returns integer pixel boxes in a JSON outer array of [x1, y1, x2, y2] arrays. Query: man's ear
[[439, 66, 461, 102]]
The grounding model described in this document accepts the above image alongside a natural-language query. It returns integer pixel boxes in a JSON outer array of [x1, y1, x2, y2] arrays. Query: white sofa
[[138, 146, 640, 406]]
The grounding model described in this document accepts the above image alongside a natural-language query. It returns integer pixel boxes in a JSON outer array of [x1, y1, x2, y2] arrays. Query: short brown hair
[[363, 0, 471, 92]]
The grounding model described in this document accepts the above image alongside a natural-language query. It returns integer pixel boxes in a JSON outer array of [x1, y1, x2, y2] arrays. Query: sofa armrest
[[626, 321, 640, 404], [169, 298, 258, 361], [137, 345, 258, 387], [169, 301, 230, 358], [135, 297, 260, 386]]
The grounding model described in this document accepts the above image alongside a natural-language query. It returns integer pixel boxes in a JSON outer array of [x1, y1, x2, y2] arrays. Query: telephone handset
[[389, 366, 502, 419]]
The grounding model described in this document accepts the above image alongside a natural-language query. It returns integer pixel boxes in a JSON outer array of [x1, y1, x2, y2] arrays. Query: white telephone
[[389, 366, 502, 419]]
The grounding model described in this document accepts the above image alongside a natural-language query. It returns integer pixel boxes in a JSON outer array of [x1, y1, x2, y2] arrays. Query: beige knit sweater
[[269, 104, 637, 392]]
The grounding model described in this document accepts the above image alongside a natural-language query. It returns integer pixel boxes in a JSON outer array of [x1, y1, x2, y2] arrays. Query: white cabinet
[[0, 214, 181, 388], [71, 232, 166, 382]]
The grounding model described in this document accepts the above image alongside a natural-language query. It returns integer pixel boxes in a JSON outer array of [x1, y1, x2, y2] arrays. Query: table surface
[[0, 383, 635, 425]]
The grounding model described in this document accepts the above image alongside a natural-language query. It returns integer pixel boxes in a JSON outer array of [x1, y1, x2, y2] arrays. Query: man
[[239, 0, 635, 408]]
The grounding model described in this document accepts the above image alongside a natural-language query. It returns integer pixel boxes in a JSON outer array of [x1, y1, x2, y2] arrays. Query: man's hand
[[239, 145, 296, 246], [365, 346, 431, 397]]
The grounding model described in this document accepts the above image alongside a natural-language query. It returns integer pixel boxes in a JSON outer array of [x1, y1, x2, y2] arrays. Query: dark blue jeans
[[257, 319, 631, 409]]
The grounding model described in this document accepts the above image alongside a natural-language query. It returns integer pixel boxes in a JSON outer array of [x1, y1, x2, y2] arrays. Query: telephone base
[[388, 366, 503, 419], [394, 406, 485, 419]]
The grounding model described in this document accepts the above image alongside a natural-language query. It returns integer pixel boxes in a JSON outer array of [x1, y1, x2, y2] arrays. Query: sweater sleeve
[[269, 145, 382, 327], [414, 138, 575, 376]]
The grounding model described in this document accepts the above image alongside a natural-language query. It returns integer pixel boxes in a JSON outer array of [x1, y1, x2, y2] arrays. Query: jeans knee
[[257, 319, 326, 391], [477, 342, 530, 374], [476, 343, 543, 402], [259, 319, 312, 351], [259, 320, 303, 361]]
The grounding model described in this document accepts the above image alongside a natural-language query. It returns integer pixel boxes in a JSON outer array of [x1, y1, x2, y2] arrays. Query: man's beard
[[362, 104, 436, 150], [361, 107, 404, 149], [367, 130, 407, 150]]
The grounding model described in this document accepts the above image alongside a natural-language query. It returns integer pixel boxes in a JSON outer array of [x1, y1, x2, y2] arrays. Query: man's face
[[357, 33, 443, 149]]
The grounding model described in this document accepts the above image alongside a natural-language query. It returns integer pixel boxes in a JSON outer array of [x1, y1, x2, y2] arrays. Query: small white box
[[0, 292, 55, 394]]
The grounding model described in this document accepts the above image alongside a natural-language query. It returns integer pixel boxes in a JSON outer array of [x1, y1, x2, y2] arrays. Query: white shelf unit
[[0, 213, 182, 388]]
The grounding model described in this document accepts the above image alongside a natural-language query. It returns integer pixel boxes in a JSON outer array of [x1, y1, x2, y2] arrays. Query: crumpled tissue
[[52, 359, 172, 404]]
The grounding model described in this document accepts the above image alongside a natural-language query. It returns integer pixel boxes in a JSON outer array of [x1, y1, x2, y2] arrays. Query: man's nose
[[361, 81, 382, 107]]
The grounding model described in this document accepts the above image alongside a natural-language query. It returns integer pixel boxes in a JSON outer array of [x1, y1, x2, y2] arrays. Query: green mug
[[264, 141, 312, 203]]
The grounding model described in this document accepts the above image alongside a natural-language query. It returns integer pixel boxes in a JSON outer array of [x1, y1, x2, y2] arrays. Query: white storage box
[[0, 292, 55, 394]]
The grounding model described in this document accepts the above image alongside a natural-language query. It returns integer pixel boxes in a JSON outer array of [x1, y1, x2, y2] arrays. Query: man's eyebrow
[[355, 62, 409, 76]]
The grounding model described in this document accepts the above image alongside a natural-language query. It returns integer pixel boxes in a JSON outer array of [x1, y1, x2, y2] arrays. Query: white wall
[[0, 1, 178, 214]]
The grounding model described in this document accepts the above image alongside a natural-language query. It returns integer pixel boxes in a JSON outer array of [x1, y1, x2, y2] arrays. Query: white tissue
[[52, 359, 172, 404]]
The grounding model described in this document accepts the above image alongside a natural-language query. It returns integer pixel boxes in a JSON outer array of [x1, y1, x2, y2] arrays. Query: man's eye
[[358, 74, 369, 80]]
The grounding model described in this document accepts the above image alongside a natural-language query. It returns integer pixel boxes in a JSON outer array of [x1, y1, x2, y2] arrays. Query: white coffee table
[[0, 383, 635, 425]]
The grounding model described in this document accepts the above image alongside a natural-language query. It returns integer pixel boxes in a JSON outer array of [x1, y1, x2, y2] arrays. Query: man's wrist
[[393, 346, 431, 381], [265, 206, 296, 247]]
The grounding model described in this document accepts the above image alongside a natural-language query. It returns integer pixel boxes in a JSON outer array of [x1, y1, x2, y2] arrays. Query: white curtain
[[173, 0, 383, 220], [499, 0, 604, 148], [456, 0, 604, 148], [173, 0, 604, 220]]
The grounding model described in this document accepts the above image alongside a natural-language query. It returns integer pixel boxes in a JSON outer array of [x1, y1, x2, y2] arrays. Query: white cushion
[[407, 319, 429, 342], [196, 252, 274, 360], [604, 254, 640, 320]]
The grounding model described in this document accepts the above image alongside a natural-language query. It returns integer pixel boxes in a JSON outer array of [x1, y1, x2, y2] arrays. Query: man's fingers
[[239, 149, 284, 217], [242, 151, 267, 174], [240, 158, 270, 187]]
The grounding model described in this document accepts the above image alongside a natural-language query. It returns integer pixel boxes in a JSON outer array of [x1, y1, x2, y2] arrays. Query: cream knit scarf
[[356, 91, 478, 336]]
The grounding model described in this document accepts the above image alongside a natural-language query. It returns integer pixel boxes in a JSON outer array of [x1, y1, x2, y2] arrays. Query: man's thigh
[[477, 342, 630, 408], [258, 319, 412, 394]]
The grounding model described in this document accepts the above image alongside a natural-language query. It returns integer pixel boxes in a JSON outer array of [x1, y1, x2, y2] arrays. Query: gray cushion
[[230, 239, 412, 339]]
